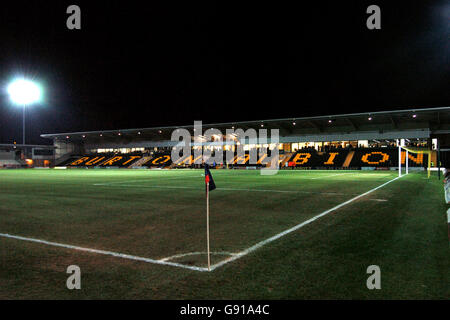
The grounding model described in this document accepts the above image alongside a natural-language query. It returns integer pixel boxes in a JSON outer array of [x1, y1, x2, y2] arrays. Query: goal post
[[399, 146, 432, 178]]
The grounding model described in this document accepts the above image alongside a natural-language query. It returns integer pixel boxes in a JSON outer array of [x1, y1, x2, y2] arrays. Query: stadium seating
[[285, 148, 349, 168], [58, 157, 82, 166], [61, 153, 174, 168], [61, 154, 143, 167], [348, 148, 427, 168], [143, 153, 172, 168], [58, 147, 428, 169]]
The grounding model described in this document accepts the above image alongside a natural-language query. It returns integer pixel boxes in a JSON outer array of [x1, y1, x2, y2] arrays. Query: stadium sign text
[[171, 121, 280, 175]]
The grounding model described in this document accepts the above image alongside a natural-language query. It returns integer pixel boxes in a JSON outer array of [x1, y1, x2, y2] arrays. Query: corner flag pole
[[206, 181, 211, 271], [398, 139, 402, 177]]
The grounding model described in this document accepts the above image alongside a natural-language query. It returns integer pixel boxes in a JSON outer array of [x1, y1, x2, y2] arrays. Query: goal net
[[399, 146, 432, 178]]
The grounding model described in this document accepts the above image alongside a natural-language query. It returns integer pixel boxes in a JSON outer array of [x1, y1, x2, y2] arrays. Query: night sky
[[0, 1, 449, 144]]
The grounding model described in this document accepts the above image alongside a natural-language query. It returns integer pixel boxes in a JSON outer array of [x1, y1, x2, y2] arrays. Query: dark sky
[[0, 1, 449, 144]]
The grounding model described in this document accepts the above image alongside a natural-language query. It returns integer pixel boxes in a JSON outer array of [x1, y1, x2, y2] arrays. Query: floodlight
[[6, 78, 43, 145], [7, 78, 42, 105]]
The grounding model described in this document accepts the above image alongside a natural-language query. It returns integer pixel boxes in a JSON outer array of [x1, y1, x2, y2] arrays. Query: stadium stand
[[348, 148, 427, 168], [286, 148, 349, 168], [128, 156, 152, 168], [61, 154, 143, 167], [61, 147, 429, 170], [0, 151, 23, 168], [58, 156, 82, 166], [143, 153, 172, 168], [40, 107, 449, 171]]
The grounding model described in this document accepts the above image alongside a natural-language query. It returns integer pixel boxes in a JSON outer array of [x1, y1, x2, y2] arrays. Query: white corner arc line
[[0, 233, 209, 272], [209, 175, 402, 271], [159, 251, 236, 262]]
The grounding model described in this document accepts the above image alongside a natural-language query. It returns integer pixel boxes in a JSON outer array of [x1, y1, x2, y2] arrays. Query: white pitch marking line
[[0, 233, 209, 272], [94, 175, 202, 186], [159, 251, 236, 262], [216, 187, 353, 196], [209, 175, 402, 271], [94, 180, 152, 186], [93, 184, 357, 196], [309, 173, 350, 180]]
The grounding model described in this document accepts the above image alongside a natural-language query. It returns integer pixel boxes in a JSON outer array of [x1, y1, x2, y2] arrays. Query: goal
[[398, 145, 432, 178]]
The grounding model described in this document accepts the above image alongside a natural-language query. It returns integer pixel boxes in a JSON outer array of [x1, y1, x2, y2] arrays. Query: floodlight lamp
[[7, 78, 42, 105]]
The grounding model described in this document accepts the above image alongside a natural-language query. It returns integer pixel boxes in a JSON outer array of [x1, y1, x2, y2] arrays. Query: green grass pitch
[[0, 168, 448, 299]]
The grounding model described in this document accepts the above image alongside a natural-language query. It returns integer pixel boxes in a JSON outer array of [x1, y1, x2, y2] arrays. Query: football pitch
[[0, 169, 448, 299]]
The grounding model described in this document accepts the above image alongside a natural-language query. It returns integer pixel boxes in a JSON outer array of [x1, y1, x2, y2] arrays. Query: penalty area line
[[0, 233, 209, 272], [209, 175, 403, 271]]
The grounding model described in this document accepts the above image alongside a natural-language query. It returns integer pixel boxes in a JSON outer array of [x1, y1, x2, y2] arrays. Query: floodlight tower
[[7, 78, 43, 145]]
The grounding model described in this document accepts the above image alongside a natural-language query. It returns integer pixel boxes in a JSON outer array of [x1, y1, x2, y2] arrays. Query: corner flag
[[205, 164, 216, 192], [204, 163, 216, 271]]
